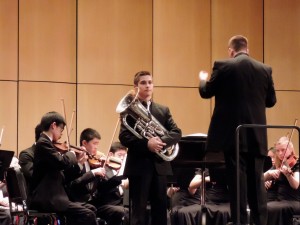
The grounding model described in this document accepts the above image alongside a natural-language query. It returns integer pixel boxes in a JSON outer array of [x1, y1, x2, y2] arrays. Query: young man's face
[[52, 122, 64, 142], [82, 137, 100, 155], [109, 149, 127, 162], [135, 75, 153, 101]]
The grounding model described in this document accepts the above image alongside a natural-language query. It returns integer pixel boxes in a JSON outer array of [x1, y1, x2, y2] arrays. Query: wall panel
[[155, 88, 211, 136], [211, 0, 263, 61], [264, 0, 300, 90], [77, 84, 130, 154], [0, 81, 17, 153], [77, 0, 153, 85], [19, 0, 76, 82], [266, 91, 300, 154], [0, 0, 18, 80], [18, 82, 76, 153], [153, 0, 211, 87]]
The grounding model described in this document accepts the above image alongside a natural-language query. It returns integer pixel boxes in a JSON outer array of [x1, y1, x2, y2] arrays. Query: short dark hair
[[228, 35, 248, 52], [109, 142, 127, 154], [40, 111, 66, 132], [133, 71, 151, 85], [80, 128, 101, 145], [35, 123, 43, 142]]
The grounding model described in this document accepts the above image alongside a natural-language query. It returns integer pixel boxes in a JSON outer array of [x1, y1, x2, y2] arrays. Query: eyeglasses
[[57, 124, 65, 132]]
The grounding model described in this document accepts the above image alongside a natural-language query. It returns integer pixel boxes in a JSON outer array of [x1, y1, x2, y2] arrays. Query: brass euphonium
[[116, 89, 179, 161]]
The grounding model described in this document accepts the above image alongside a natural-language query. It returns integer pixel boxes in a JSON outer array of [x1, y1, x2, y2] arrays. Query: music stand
[[0, 149, 14, 181]]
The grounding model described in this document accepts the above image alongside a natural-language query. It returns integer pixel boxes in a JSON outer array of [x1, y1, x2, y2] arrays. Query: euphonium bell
[[116, 89, 179, 161]]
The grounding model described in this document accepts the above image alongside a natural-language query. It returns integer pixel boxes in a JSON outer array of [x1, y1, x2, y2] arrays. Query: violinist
[[94, 142, 129, 225], [19, 123, 43, 190], [264, 136, 300, 225], [29, 112, 98, 225], [65, 128, 106, 205]]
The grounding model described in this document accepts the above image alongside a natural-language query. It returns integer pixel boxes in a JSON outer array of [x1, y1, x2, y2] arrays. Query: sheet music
[[183, 133, 207, 137]]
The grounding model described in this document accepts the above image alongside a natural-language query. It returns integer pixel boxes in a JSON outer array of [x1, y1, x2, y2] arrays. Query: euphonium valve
[[116, 89, 179, 161]]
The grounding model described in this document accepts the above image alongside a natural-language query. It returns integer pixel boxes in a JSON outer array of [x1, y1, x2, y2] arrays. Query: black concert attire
[[119, 101, 181, 225], [265, 165, 278, 202], [64, 160, 102, 213], [93, 165, 128, 225], [29, 133, 98, 225], [266, 160, 300, 225], [0, 184, 11, 225], [199, 52, 277, 225], [0, 210, 10, 225], [169, 168, 202, 225], [170, 168, 231, 225], [205, 167, 231, 225], [19, 144, 35, 191]]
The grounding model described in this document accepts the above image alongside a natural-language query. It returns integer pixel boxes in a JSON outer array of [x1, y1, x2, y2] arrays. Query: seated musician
[[167, 168, 202, 225], [28, 111, 98, 225], [264, 147, 277, 201], [18, 123, 43, 190], [66, 128, 106, 205], [0, 163, 13, 225], [94, 141, 129, 225], [264, 136, 300, 225], [168, 167, 231, 225]]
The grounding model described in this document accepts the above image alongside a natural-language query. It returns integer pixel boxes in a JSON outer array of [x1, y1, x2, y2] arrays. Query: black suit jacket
[[65, 163, 101, 203], [19, 144, 35, 188], [29, 133, 78, 212], [199, 53, 277, 155], [119, 101, 182, 176], [94, 166, 124, 206]]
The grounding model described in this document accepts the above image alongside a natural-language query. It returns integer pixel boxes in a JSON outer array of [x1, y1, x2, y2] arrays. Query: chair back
[[5, 167, 28, 214]]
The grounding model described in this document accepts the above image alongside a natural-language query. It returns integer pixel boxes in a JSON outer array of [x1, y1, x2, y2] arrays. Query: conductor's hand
[[147, 137, 166, 153], [199, 70, 208, 81]]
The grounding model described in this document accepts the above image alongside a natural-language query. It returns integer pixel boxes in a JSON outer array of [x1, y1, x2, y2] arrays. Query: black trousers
[[225, 153, 267, 225], [129, 172, 168, 225], [63, 202, 98, 225], [0, 208, 11, 225]]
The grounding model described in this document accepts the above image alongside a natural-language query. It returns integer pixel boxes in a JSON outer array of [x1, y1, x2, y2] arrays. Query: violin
[[284, 154, 299, 175], [88, 151, 106, 169], [53, 141, 89, 155], [106, 156, 122, 170]]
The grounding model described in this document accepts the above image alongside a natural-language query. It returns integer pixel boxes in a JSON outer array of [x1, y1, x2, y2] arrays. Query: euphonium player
[[119, 71, 182, 225]]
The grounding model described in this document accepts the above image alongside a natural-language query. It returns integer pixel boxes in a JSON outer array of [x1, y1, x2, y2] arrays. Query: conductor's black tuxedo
[[199, 52, 276, 225], [119, 101, 182, 225]]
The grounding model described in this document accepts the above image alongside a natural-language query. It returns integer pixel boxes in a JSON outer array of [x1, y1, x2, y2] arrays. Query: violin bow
[[68, 109, 76, 138], [102, 118, 120, 168], [280, 118, 298, 169], [0, 126, 4, 147], [61, 99, 72, 151]]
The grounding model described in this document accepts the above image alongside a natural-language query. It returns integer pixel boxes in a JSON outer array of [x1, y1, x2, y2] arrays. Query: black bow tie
[[142, 101, 148, 108]]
